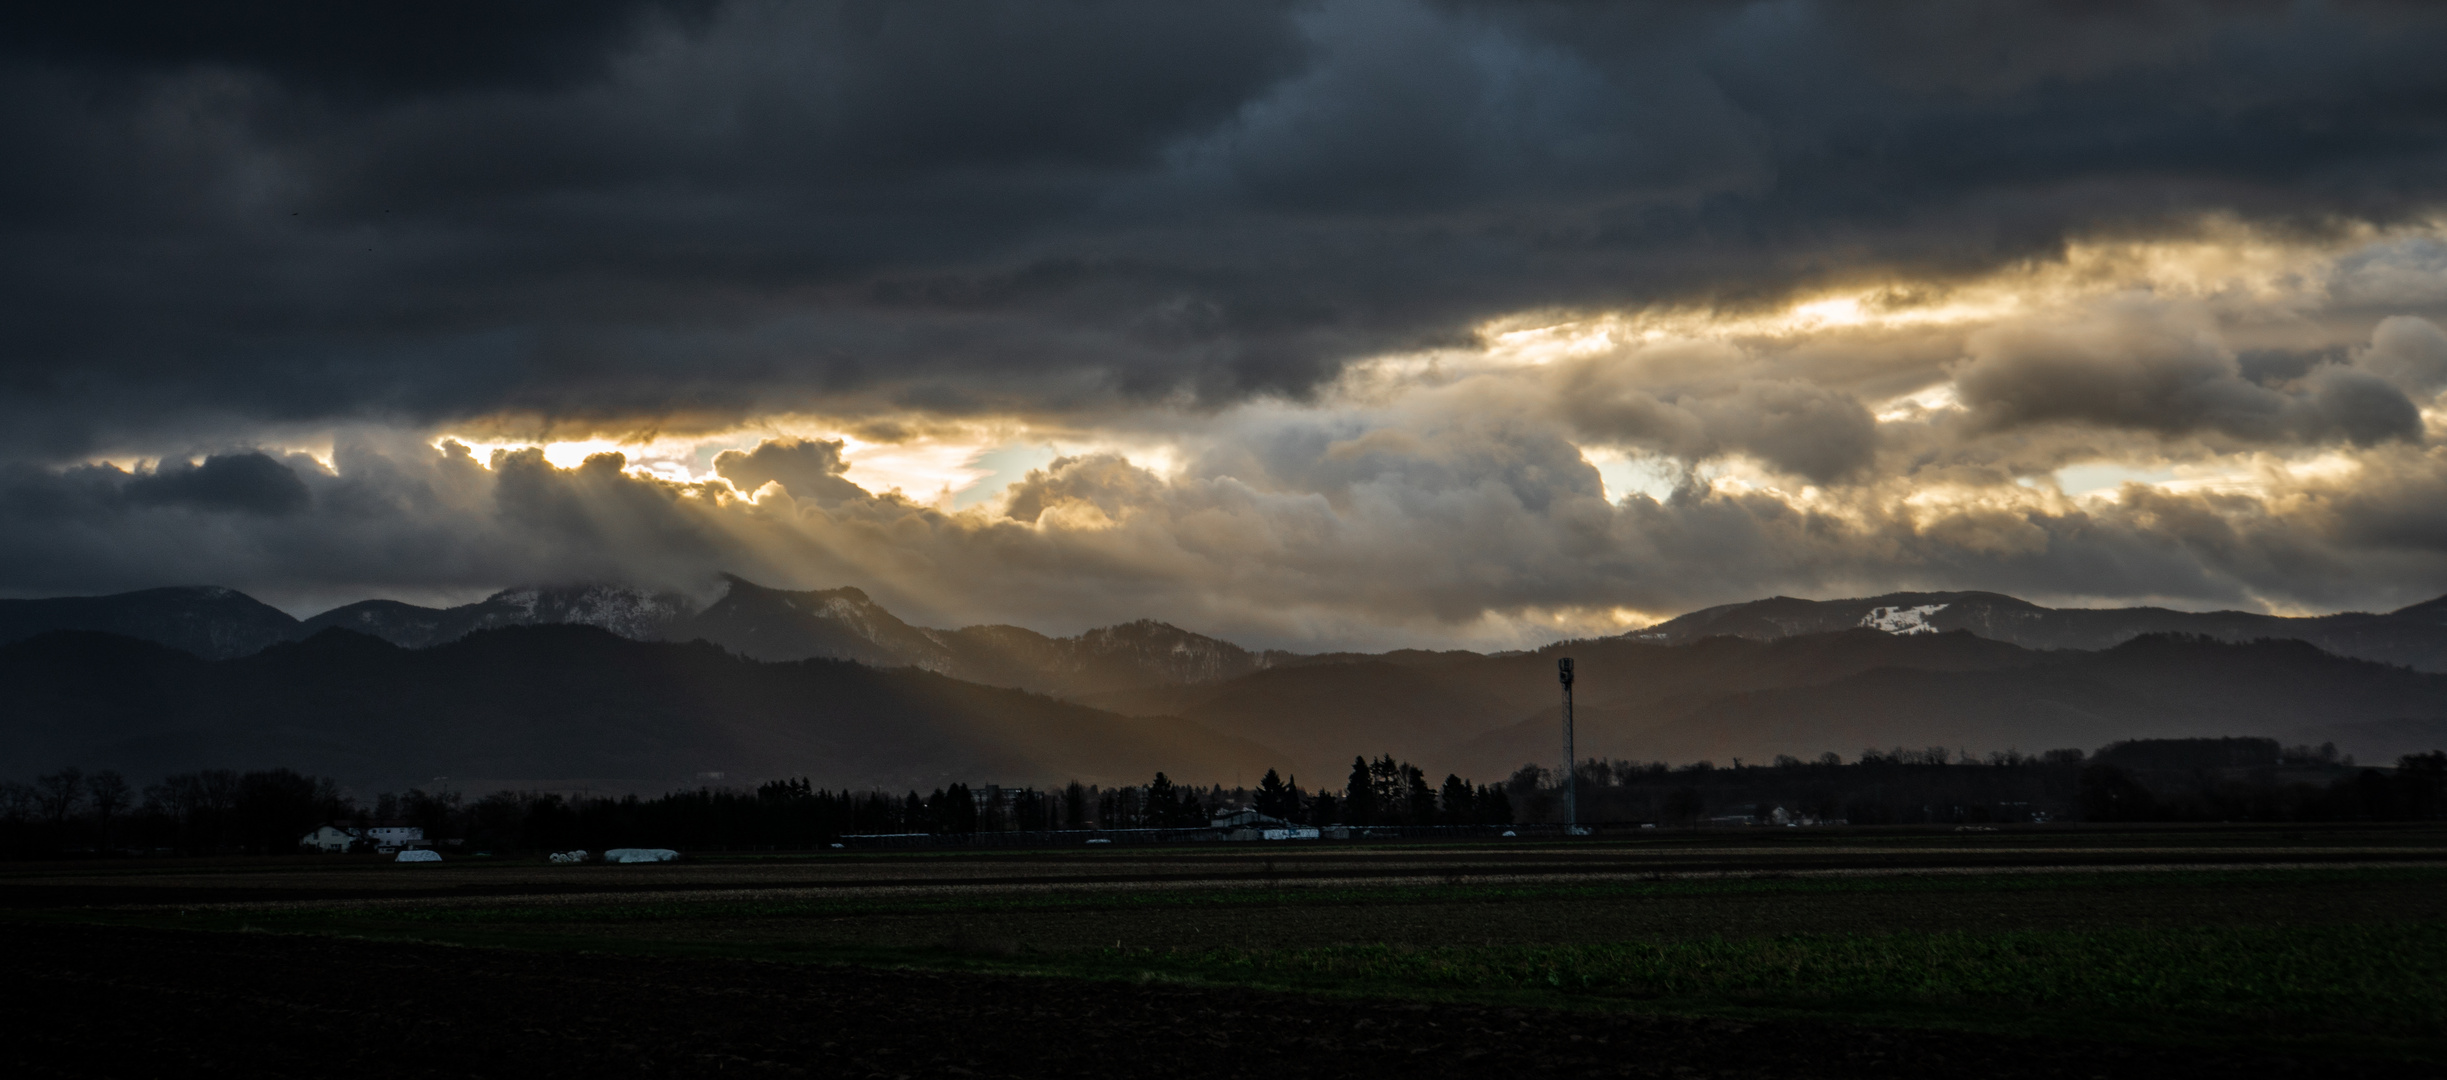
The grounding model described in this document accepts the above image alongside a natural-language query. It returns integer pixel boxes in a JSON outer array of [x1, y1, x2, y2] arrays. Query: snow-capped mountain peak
[[1862, 604, 1948, 635]]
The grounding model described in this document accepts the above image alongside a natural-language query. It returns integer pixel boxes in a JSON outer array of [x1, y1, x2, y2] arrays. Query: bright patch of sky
[[830, 436, 997, 505], [951, 443, 1060, 509], [439, 428, 1091, 514], [1875, 384, 1962, 422], [2053, 462, 2177, 497], [2043, 453, 2364, 502], [1582, 447, 1679, 503]]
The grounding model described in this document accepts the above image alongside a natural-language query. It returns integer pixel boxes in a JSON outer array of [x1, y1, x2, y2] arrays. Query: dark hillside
[[1165, 661, 1522, 779], [0, 632, 209, 769], [9, 606, 2442, 794], [0, 627, 1289, 793], [0, 587, 302, 658], [1129, 630, 2041, 777], [1453, 635, 2447, 771]]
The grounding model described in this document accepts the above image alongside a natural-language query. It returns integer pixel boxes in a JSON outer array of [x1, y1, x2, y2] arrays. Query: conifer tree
[[1147, 772, 1181, 828], [1439, 774, 1474, 824], [1255, 769, 1296, 820], [1309, 789, 1341, 826], [1368, 755, 1402, 814], [1403, 763, 1434, 824], [1062, 781, 1087, 829], [1476, 783, 1512, 825]]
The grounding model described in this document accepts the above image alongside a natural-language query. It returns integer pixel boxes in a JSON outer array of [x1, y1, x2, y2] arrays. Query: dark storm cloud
[[0, 1, 716, 98], [1555, 360, 1880, 484], [711, 437, 864, 504], [123, 452, 313, 516], [12, 0, 2447, 641], [8, 1, 2447, 457], [0, 451, 313, 524], [1953, 301, 2427, 447]]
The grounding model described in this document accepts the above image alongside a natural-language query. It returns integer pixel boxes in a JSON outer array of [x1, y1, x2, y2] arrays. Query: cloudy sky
[[7, 0, 2447, 649]]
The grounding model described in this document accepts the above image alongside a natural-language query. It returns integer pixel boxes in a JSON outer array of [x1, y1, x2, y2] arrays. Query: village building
[[1210, 808, 1319, 841], [299, 825, 359, 853], [367, 826, 427, 851]]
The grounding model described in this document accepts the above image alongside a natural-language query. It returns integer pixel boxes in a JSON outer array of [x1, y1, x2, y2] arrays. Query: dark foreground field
[[6, 824, 2445, 1077], [0, 921, 2375, 1079]]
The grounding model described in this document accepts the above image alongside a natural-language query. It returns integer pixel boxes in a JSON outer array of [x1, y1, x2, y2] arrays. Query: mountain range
[[1629, 590, 2447, 672], [6, 575, 1284, 699], [2, 579, 2443, 792], [0, 627, 1283, 795], [16, 578, 2446, 682]]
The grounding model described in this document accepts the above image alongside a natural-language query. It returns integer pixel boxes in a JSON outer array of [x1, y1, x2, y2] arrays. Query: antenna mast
[[1557, 657, 1576, 831]]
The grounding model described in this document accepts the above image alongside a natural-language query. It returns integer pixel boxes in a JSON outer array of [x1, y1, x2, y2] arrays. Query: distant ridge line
[[5, 578, 2445, 678]]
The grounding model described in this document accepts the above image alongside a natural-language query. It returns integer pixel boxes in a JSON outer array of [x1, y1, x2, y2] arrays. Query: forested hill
[[0, 626, 1290, 794], [0, 586, 302, 661], [1100, 630, 2447, 783], [1445, 633, 2447, 775]]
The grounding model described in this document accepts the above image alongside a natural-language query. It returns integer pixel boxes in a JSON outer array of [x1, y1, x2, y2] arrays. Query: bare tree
[[0, 781, 33, 823], [33, 768, 84, 831], [87, 770, 131, 846], [146, 769, 241, 852]]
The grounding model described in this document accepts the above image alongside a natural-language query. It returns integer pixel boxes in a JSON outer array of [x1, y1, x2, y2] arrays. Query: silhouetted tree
[[1662, 787, 1704, 824], [147, 770, 240, 853], [233, 768, 343, 853], [1063, 782, 1087, 829], [1438, 774, 1474, 824], [1367, 756, 1403, 818], [2398, 752, 2446, 820], [33, 768, 83, 832], [1255, 769, 1298, 820], [948, 783, 979, 834], [400, 788, 461, 843], [1308, 789, 1341, 826], [86, 770, 130, 847], [1475, 783, 1513, 825], [1147, 773, 1198, 828], [2080, 763, 2159, 821], [1402, 763, 1434, 825], [925, 784, 980, 835], [1343, 757, 1375, 825]]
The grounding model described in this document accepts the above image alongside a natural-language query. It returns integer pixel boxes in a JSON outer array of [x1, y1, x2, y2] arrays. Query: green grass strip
[[314, 864, 2447, 926], [1049, 922, 2447, 1039]]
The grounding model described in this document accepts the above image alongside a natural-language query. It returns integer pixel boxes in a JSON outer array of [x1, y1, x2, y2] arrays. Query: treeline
[[0, 770, 1210, 857], [432, 755, 1515, 851], [0, 755, 1511, 857], [1503, 740, 2446, 826], [0, 767, 351, 857], [1508, 748, 2091, 826], [9, 739, 2435, 857], [2081, 749, 2445, 823], [1243, 757, 1514, 827]]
